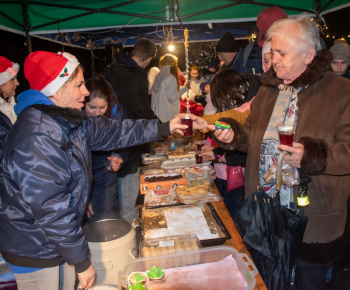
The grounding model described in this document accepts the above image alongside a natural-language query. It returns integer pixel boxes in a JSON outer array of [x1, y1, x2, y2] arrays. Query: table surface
[[210, 185, 267, 290]]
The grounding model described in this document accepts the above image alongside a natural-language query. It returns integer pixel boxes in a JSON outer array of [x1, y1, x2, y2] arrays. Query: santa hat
[[257, 6, 288, 47], [24, 51, 79, 96], [0, 56, 19, 86]]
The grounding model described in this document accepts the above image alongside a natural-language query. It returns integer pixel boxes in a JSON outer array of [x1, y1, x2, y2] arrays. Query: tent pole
[[21, 0, 32, 55]]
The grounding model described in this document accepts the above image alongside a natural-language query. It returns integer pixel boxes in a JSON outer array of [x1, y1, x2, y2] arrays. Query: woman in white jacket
[[151, 54, 190, 122]]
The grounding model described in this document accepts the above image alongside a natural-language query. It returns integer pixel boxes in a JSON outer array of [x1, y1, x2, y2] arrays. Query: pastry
[[128, 272, 147, 284], [215, 120, 231, 130], [128, 282, 146, 290], [146, 266, 165, 281]]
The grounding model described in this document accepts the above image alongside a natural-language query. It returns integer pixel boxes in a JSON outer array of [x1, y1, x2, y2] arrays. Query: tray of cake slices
[[139, 203, 231, 247], [140, 172, 188, 195]]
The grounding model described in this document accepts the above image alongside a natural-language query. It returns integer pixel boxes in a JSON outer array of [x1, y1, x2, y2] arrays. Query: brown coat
[[215, 50, 350, 265]]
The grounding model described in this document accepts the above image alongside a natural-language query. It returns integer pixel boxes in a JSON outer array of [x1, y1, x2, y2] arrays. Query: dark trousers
[[214, 178, 244, 219], [295, 266, 330, 290]]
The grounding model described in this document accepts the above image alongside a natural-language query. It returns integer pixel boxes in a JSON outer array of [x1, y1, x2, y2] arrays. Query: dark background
[[1, 6, 349, 95]]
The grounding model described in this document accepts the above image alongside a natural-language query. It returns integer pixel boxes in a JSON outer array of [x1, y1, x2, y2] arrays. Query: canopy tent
[[1, 0, 350, 52]]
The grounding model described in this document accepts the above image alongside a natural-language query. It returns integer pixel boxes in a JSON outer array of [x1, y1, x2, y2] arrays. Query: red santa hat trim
[[24, 51, 79, 96], [0, 56, 19, 86]]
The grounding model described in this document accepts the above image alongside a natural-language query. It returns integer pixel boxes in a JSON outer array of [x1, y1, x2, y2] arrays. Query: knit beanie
[[208, 60, 218, 69], [257, 6, 288, 47], [330, 43, 350, 63], [0, 56, 19, 86], [216, 32, 239, 53], [24, 51, 79, 96], [199, 82, 209, 92]]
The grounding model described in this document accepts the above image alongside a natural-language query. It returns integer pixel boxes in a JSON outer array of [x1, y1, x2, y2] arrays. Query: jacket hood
[[15, 89, 55, 115], [152, 65, 172, 93], [117, 54, 143, 71], [261, 49, 333, 88]]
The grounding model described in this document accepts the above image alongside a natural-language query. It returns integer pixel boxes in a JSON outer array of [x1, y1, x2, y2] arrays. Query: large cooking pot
[[83, 219, 137, 287]]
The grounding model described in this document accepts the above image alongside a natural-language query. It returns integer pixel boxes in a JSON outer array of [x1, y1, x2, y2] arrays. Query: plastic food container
[[118, 246, 258, 290], [140, 172, 187, 194], [140, 234, 201, 258]]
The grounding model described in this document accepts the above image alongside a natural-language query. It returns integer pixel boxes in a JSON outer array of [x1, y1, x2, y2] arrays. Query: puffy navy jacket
[[0, 104, 169, 272]]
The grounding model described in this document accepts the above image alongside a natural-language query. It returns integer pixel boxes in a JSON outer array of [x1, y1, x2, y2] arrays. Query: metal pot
[[83, 219, 137, 287]]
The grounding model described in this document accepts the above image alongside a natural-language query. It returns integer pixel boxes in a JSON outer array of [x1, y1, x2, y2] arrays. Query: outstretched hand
[[207, 125, 234, 143], [170, 114, 208, 135]]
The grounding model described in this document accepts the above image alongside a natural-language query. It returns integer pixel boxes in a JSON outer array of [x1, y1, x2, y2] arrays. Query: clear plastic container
[[140, 234, 201, 258], [118, 245, 258, 290]]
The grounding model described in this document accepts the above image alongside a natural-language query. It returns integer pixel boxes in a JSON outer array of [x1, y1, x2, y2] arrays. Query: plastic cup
[[181, 116, 193, 136], [276, 121, 294, 147], [195, 141, 204, 152], [195, 152, 202, 164]]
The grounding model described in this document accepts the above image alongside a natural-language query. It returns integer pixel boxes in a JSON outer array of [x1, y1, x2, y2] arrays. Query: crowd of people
[[0, 5, 349, 290]]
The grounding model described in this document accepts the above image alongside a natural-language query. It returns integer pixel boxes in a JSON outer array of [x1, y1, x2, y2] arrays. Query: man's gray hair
[[267, 16, 322, 52]]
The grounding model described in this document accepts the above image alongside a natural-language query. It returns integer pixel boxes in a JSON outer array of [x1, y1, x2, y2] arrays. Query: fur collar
[[261, 50, 333, 88], [31, 104, 88, 125]]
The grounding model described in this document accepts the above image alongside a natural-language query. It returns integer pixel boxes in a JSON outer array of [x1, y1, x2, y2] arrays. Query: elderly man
[[210, 16, 350, 290], [330, 42, 350, 79]]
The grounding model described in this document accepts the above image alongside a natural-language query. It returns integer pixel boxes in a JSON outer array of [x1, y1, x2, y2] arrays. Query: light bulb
[[168, 44, 175, 51]]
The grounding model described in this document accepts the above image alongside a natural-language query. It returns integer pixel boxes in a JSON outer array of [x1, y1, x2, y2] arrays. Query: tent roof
[[1, 0, 350, 35]]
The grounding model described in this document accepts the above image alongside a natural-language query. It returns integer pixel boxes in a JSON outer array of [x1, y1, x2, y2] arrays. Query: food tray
[[161, 157, 211, 170], [144, 188, 182, 208], [140, 203, 231, 247], [118, 246, 258, 290], [141, 153, 167, 165], [140, 172, 188, 195], [140, 233, 201, 258]]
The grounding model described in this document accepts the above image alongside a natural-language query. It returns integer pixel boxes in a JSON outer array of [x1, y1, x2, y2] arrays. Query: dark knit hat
[[199, 82, 209, 92], [216, 32, 239, 53], [208, 60, 218, 69]]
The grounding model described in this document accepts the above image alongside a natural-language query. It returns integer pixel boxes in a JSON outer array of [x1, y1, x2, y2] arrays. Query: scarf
[[0, 96, 17, 124], [259, 84, 300, 208]]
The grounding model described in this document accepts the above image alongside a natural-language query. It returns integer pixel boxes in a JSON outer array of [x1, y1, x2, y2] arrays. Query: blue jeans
[[13, 263, 76, 290], [215, 178, 244, 219], [118, 168, 140, 223]]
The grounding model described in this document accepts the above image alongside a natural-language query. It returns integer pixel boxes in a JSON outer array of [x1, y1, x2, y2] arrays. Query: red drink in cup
[[195, 152, 202, 164], [195, 141, 204, 151], [277, 121, 294, 147], [181, 116, 193, 136]]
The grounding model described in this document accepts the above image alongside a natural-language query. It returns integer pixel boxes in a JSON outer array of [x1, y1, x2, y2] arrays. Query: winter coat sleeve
[[9, 134, 91, 270], [85, 117, 170, 151]]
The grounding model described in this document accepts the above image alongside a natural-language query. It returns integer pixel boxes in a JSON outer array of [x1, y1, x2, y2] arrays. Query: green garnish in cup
[[128, 282, 146, 290]]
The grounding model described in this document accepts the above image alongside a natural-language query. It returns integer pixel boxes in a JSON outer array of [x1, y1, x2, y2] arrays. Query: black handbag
[[234, 151, 308, 290]]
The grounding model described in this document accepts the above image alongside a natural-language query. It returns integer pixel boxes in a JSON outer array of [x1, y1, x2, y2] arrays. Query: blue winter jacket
[[0, 90, 170, 272]]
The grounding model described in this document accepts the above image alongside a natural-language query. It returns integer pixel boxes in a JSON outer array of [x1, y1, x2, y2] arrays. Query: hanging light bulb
[[168, 42, 175, 51]]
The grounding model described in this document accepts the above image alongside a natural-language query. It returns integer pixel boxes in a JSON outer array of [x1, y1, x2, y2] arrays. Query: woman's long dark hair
[[85, 75, 117, 118], [210, 68, 249, 112]]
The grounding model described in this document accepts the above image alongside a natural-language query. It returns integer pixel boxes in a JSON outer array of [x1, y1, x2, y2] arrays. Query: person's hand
[[278, 142, 304, 168], [207, 125, 234, 143], [107, 155, 123, 172], [78, 264, 96, 289], [175, 113, 208, 130], [199, 148, 215, 161], [185, 81, 191, 90], [201, 145, 214, 152], [86, 202, 94, 218]]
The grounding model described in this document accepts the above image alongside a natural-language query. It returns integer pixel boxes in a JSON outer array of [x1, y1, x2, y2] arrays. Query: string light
[[184, 28, 190, 114]]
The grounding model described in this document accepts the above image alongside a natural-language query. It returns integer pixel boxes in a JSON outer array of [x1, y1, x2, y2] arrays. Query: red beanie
[[0, 56, 19, 86], [24, 51, 79, 96]]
